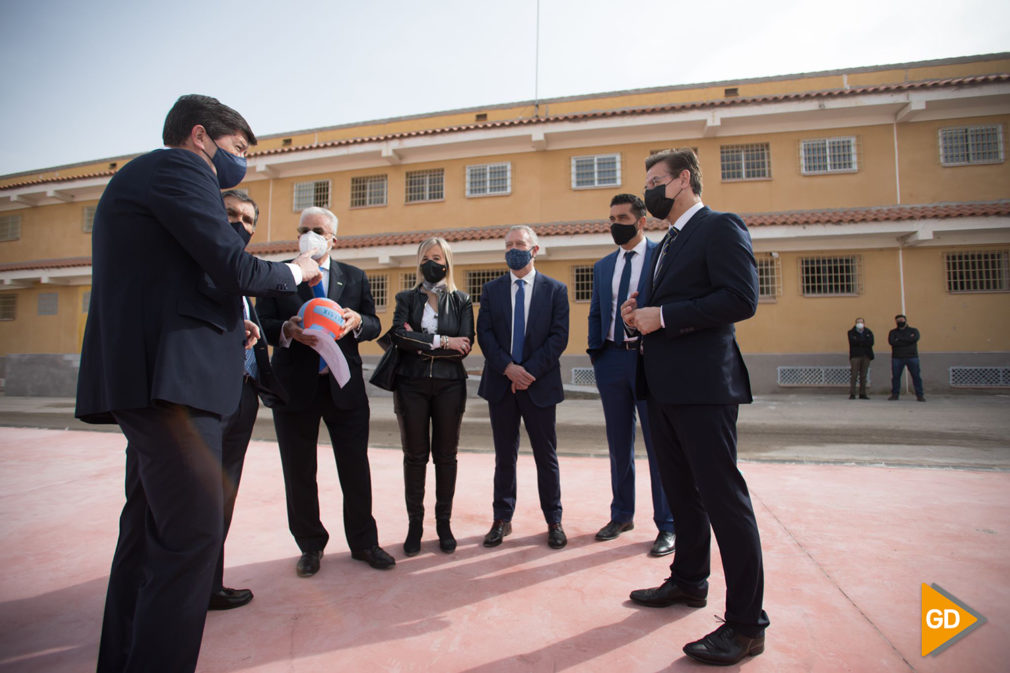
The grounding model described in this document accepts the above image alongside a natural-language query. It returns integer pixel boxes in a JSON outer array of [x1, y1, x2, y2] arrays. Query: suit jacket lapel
[[328, 263, 346, 304]]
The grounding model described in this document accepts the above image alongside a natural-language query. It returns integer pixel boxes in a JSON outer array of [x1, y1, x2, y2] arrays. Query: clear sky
[[1, 0, 1007, 176]]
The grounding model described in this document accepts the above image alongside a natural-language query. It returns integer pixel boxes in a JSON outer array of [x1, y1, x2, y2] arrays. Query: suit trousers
[[488, 390, 562, 524], [593, 347, 673, 531], [98, 404, 224, 673], [394, 376, 466, 522], [213, 377, 260, 593], [646, 400, 770, 637], [273, 375, 378, 553]]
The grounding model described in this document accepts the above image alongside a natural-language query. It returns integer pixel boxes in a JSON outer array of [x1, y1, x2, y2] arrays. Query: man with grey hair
[[258, 206, 396, 574], [477, 224, 570, 549]]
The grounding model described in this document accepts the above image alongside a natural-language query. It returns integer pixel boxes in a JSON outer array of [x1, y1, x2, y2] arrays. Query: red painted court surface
[[1, 427, 1008, 672]]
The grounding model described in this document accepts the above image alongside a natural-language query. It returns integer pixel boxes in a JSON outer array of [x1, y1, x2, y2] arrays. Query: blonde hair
[[415, 237, 457, 292]]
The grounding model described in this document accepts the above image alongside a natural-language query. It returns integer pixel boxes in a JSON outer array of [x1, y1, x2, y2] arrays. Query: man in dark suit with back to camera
[[588, 193, 675, 557], [477, 225, 570, 550], [76, 95, 322, 673], [257, 206, 396, 575], [622, 149, 769, 666]]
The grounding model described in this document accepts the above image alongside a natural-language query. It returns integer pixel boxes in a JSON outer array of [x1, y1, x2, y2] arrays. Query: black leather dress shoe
[[208, 587, 253, 610], [483, 520, 512, 547], [629, 577, 707, 608], [650, 531, 675, 557], [595, 520, 634, 541], [547, 523, 567, 549], [296, 550, 323, 577], [683, 623, 765, 665], [351, 545, 396, 570]]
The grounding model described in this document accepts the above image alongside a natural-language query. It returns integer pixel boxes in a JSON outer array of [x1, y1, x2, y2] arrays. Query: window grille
[[293, 180, 330, 210], [939, 125, 1004, 166], [82, 290, 91, 314], [950, 367, 1010, 387], [82, 205, 97, 233], [467, 162, 511, 197], [37, 292, 58, 316], [0, 294, 15, 320], [571, 367, 596, 386], [571, 153, 620, 189], [944, 249, 1009, 292], [405, 169, 444, 203], [800, 256, 860, 296], [369, 274, 388, 311], [466, 268, 506, 300], [0, 214, 21, 241], [756, 254, 781, 301], [571, 265, 593, 302], [801, 137, 857, 175], [400, 272, 417, 291], [350, 175, 387, 208], [777, 366, 854, 386], [720, 143, 770, 181]]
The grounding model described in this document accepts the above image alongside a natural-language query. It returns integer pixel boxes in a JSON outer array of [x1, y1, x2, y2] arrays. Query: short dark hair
[[610, 193, 646, 219], [221, 189, 259, 226], [162, 94, 257, 147], [645, 148, 703, 195], [895, 314, 906, 320]]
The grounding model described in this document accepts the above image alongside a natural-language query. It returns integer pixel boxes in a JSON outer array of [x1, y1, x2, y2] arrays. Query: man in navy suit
[[587, 193, 674, 557], [477, 225, 570, 549], [76, 95, 322, 673], [257, 206, 395, 575], [622, 149, 769, 666]]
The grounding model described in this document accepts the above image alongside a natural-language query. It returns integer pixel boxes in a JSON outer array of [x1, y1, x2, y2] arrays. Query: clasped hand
[[620, 291, 663, 335], [505, 362, 535, 393]]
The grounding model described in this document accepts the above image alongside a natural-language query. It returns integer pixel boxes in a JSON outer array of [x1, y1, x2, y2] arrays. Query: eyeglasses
[[644, 174, 673, 190], [297, 226, 331, 237]]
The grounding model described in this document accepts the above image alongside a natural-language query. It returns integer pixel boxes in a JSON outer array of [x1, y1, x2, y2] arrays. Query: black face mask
[[896, 320, 906, 328], [610, 222, 638, 246], [644, 182, 683, 220], [421, 259, 447, 283], [230, 220, 253, 246]]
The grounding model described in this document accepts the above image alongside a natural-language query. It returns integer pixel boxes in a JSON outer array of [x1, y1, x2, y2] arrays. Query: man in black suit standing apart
[[477, 225, 570, 550], [76, 95, 322, 673], [209, 190, 289, 611], [622, 149, 769, 666], [257, 206, 396, 575]]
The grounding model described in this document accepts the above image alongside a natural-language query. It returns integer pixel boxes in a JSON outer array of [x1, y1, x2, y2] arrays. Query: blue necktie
[[511, 279, 525, 363], [311, 272, 326, 372], [614, 250, 635, 344], [243, 298, 258, 380]]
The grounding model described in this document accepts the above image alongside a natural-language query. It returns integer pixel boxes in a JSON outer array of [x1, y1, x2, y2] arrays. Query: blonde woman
[[390, 238, 474, 555]]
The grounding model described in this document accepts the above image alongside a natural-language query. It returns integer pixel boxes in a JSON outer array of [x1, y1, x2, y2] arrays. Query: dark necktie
[[652, 227, 679, 281], [614, 250, 635, 344], [511, 279, 525, 363], [243, 299, 259, 380], [311, 269, 326, 372]]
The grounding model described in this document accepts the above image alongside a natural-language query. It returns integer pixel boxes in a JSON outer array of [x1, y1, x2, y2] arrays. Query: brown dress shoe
[[683, 623, 765, 665]]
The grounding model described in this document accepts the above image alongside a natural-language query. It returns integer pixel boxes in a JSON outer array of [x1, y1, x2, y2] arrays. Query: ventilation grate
[[949, 367, 1010, 387]]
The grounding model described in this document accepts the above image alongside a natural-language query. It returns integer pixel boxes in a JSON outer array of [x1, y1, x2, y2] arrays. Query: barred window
[[405, 169, 444, 203], [38, 292, 58, 316], [801, 137, 857, 175], [0, 294, 15, 320], [756, 254, 781, 301], [721, 143, 770, 181], [350, 175, 387, 208], [293, 180, 330, 210], [400, 272, 417, 291], [369, 274, 388, 311], [572, 265, 593, 302], [945, 249, 1009, 292], [82, 290, 91, 313], [467, 162, 511, 197], [800, 256, 860, 296], [0, 214, 21, 241], [571, 153, 620, 189], [939, 125, 1004, 166], [466, 268, 506, 300], [82, 205, 97, 233]]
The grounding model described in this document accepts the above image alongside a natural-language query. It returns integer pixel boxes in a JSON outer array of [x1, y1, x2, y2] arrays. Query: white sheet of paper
[[301, 330, 351, 388]]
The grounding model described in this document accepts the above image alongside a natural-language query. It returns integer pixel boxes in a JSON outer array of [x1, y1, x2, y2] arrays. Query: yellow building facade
[[1, 54, 1008, 395]]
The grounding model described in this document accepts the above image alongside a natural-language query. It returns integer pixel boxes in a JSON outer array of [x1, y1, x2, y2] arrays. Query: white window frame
[[756, 254, 781, 301], [0, 214, 22, 242], [293, 180, 331, 211], [939, 125, 1005, 166], [82, 205, 97, 233], [799, 255, 861, 297], [720, 143, 771, 181], [0, 294, 15, 320], [571, 153, 621, 189], [571, 265, 594, 302], [800, 137, 858, 175], [466, 162, 512, 197], [369, 274, 389, 311], [405, 169, 445, 203], [350, 175, 388, 208], [944, 249, 1009, 293]]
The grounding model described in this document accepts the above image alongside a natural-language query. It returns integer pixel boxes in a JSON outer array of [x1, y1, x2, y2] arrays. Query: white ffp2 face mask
[[299, 231, 329, 260]]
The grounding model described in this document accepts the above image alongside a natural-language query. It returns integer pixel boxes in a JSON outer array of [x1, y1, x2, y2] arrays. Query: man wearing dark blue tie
[[477, 225, 569, 549], [622, 149, 769, 666], [587, 194, 674, 557]]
